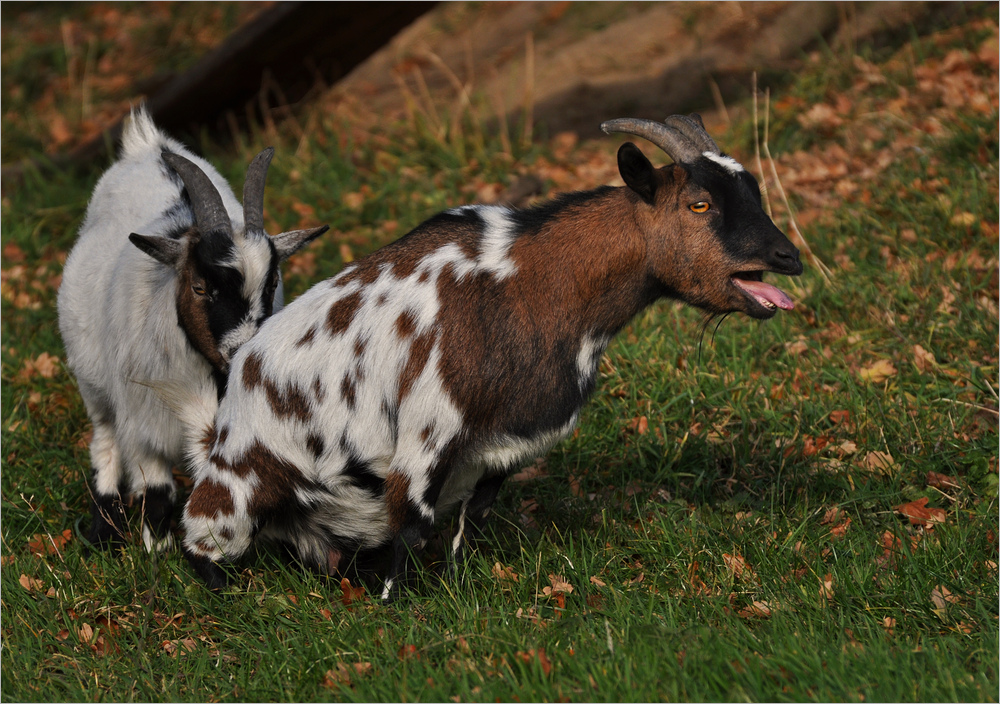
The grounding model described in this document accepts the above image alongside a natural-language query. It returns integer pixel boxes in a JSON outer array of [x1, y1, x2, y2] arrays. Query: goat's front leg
[[129, 451, 177, 552], [449, 473, 506, 575], [86, 421, 127, 548]]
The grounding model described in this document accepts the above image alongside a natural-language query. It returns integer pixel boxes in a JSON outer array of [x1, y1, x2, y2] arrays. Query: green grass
[[2, 8, 997, 702]]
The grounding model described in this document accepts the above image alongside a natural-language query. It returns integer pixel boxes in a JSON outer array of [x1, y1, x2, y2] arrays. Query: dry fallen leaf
[[736, 600, 773, 619], [894, 497, 947, 526], [882, 616, 896, 635], [589, 575, 606, 588], [859, 359, 897, 384], [543, 574, 574, 595], [491, 562, 520, 582], [19, 574, 43, 592], [930, 585, 960, 612], [819, 573, 835, 601], [722, 553, 757, 582], [862, 451, 895, 473], [926, 471, 959, 490], [912, 344, 937, 373]]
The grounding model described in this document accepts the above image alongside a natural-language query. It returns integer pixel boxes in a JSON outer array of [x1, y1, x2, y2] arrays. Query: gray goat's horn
[[663, 114, 720, 155], [242, 147, 275, 234], [162, 152, 232, 238], [600, 115, 716, 164]]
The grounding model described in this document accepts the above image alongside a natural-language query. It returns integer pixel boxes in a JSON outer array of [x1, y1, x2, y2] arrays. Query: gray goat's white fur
[[58, 106, 326, 551]]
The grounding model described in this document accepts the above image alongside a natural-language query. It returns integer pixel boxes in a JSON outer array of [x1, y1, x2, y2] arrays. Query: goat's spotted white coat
[[180, 117, 803, 600]]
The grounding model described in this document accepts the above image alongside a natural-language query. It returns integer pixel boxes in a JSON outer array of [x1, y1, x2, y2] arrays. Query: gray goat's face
[[130, 150, 328, 378]]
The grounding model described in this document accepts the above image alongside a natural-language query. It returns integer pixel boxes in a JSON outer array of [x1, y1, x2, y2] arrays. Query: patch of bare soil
[[330, 1, 939, 137]]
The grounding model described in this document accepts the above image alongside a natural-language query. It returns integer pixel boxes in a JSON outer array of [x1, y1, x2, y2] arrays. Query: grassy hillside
[[1, 5, 997, 702]]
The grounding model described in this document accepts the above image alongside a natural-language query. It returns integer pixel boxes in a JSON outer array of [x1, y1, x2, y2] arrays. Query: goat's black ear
[[617, 142, 657, 205], [129, 233, 184, 267], [272, 224, 330, 261]]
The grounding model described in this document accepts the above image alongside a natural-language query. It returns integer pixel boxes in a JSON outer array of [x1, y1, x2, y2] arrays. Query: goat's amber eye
[[689, 201, 710, 213], [192, 284, 207, 296]]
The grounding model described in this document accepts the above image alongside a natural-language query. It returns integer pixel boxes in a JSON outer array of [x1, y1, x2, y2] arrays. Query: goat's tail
[[119, 104, 178, 162]]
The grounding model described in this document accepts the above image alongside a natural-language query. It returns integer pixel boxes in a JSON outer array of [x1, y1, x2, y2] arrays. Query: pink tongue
[[732, 277, 794, 310]]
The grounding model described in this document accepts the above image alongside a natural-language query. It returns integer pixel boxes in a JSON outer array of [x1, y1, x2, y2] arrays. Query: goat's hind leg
[[449, 473, 506, 576]]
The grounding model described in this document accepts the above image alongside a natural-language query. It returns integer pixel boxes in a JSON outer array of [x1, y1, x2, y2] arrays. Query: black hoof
[[86, 493, 128, 550], [182, 546, 230, 591]]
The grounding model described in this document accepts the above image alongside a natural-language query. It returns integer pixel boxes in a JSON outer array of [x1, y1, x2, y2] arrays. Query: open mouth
[[731, 272, 795, 313]]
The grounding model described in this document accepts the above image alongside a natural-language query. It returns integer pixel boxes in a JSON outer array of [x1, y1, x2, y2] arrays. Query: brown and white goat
[[58, 107, 327, 551], [179, 114, 802, 599]]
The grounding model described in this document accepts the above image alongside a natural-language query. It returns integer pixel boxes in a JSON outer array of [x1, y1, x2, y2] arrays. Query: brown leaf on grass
[[930, 585, 960, 613], [819, 573, 835, 601], [491, 562, 519, 582], [340, 577, 366, 607], [894, 497, 947, 526], [322, 662, 373, 688], [859, 359, 897, 384], [861, 451, 895, 473], [926, 471, 960, 490], [19, 574, 43, 592], [722, 553, 757, 583], [830, 516, 852, 539], [736, 600, 773, 619], [398, 644, 420, 660], [542, 574, 574, 596], [624, 415, 649, 435], [510, 460, 547, 482], [17, 352, 61, 382], [882, 616, 896, 635], [515, 649, 552, 676], [912, 344, 937, 373], [589, 575, 606, 588], [27, 528, 72, 556]]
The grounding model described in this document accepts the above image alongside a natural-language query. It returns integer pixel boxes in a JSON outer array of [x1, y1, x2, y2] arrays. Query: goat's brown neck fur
[[507, 188, 655, 339]]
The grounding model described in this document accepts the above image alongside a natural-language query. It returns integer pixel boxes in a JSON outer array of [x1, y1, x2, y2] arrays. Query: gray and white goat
[[179, 114, 802, 600], [58, 107, 328, 550]]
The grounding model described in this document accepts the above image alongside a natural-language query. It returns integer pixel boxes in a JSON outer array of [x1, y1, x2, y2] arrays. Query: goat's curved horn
[[161, 152, 232, 238], [600, 117, 703, 165], [242, 147, 274, 234], [663, 114, 720, 155]]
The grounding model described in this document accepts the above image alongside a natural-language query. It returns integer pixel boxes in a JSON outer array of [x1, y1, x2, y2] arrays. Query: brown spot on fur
[[242, 351, 265, 391], [420, 424, 436, 452], [218, 426, 229, 445], [340, 374, 357, 409], [395, 310, 417, 338], [219, 527, 234, 541], [313, 377, 325, 403], [296, 325, 317, 347], [210, 439, 319, 520], [241, 350, 312, 421], [185, 479, 235, 519], [398, 328, 437, 403], [384, 470, 411, 533], [326, 291, 362, 337], [264, 380, 312, 422], [306, 433, 325, 459], [336, 265, 379, 288], [354, 337, 367, 357]]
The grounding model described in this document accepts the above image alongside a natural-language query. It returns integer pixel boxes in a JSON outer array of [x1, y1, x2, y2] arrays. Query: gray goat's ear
[[271, 225, 330, 261], [129, 233, 185, 267], [617, 143, 657, 205]]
